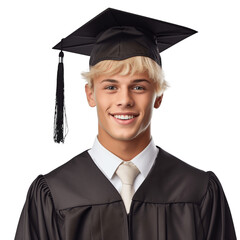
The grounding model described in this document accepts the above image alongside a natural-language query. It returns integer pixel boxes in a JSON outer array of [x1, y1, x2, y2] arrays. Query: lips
[[114, 115, 135, 120], [109, 112, 139, 125], [110, 113, 139, 120]]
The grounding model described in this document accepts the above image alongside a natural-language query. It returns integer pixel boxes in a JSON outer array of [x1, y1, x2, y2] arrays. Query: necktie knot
[[116, 161, 140, 185]]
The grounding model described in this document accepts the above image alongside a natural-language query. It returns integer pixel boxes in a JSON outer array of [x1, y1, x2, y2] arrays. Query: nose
[[116, 88, 134, 107]]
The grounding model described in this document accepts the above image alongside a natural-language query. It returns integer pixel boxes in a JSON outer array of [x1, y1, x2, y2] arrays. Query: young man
[[15, 8, 237, 240]]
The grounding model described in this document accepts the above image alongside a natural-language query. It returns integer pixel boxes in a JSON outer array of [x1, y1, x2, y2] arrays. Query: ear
[[154, 94, 163, 109], [85, 84, 96, 107]]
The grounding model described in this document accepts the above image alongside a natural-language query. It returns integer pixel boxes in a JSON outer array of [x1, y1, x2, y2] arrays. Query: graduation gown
[[14, 146, 237, 240]]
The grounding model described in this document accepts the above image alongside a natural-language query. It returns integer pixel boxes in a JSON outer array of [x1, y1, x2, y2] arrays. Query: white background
[[0, 0, 239, 238]]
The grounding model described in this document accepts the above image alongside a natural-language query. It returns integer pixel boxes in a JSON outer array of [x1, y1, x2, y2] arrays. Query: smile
[[110, 113, 139, 125], [113, 115, 135, 120]]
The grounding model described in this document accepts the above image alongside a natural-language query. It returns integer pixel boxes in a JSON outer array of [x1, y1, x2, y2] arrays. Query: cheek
[[144, 105, 154, 121], [95, 93, 111, 116], [140, 96, 155, 122], [142, 94, 155, 112]]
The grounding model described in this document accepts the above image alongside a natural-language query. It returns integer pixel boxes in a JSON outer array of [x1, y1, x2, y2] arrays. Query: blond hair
[[81, 56, 168, 96]]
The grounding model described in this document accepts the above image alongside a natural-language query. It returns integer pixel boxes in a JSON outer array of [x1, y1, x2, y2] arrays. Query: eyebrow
[[100, 79, 151, 84]]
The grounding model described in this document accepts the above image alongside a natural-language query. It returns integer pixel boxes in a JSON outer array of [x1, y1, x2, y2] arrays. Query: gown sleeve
[[14, 175, 61, 240], [199, 171, 237, 240]]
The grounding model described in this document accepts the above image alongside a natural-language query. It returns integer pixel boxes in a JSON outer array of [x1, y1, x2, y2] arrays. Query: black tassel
[[54, 50, 68, 143]]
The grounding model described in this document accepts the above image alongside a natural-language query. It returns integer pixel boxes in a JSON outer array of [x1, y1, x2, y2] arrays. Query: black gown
[[14, 146, 237, 240]]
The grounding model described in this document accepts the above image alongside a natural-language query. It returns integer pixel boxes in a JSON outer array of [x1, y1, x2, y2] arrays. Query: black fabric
[[89, 26, 162, 66], [14, 146, 237, 240], [52, 8, 197, 66]]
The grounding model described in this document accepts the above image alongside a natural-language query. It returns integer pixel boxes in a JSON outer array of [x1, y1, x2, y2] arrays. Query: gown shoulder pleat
[[199, 171, 237, 240], [14, 175, 62, 240]]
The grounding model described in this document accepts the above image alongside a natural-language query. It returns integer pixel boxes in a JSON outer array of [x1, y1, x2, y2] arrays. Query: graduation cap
[[52, 8, 197, 143]]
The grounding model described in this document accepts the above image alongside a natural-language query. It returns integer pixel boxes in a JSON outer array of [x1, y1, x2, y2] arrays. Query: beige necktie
[[115, 161, 140, 213]]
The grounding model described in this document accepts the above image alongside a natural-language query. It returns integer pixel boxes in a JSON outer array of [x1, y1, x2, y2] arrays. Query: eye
[[105, 85, 117, 90], [133, 86, 145, 90]]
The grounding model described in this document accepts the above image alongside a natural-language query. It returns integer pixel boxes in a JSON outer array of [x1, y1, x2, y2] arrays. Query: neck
[[97, 126, 151, 161]]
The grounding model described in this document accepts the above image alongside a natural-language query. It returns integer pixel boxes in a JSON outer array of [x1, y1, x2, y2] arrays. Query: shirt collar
[[89, 136, 122, 179], [131, 138, 158, 178], [89, 136, 158, 180]]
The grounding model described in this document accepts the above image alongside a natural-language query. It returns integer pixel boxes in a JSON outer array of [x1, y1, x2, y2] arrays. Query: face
[[85, 72, 163, 143]]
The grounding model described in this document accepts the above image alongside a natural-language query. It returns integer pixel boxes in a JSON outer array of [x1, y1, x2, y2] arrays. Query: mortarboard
[[53, 8, 197, 143]]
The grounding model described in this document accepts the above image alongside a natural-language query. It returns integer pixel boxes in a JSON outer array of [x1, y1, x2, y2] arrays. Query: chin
[[109, 130, 141, 142]]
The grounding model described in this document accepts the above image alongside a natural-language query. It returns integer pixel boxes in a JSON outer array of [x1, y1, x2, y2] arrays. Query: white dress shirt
[[88, 136, 159, 194]]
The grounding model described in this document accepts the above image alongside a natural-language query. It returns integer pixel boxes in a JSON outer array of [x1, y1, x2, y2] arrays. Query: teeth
[[114, 115, 135, 120]]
